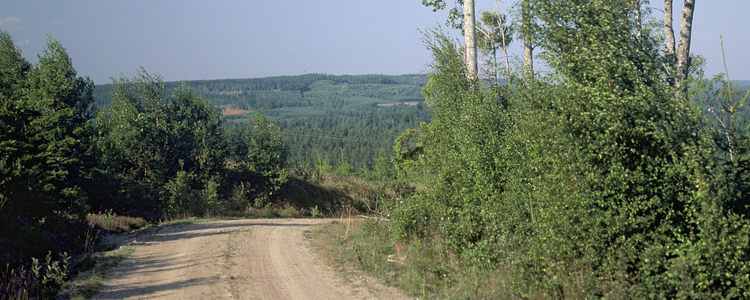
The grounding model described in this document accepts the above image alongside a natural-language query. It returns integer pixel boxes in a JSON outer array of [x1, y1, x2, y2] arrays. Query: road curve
[[92, 218, 407, 300]]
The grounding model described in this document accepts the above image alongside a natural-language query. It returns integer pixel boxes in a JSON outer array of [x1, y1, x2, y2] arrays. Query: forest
[[93, 73, 433, 169], [3, 0, 750, 298]]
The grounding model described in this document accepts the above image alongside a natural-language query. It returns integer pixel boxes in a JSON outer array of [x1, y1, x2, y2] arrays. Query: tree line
[[93, 74, 428, 110]]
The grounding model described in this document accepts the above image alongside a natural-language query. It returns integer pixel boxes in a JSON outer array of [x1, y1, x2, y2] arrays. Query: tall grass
[[1, 252, 70, 300]]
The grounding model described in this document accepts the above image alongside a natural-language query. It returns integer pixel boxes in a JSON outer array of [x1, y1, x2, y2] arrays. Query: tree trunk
[[634, 0, 642, 40], [675, 0, 695, 99], [495, 3, 511, 79], [664, 0, 675, 57], [522, 0, 534, 78], [464, 0, 478, 80]]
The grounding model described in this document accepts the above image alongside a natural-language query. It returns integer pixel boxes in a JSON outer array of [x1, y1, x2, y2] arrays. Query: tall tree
[[0, 31, 30, 217], [664, 0, 696, 98], [664, 0, 676, 71], [23, 36, 95, 218], [476, 10, 513, 82], [422, 0, 478, 80], [1, 33, 95, 224], [511, 0, 747, 296], [674, 0, 696, 98], [522, 0, 534, 77], [463, 0, 478, 79]]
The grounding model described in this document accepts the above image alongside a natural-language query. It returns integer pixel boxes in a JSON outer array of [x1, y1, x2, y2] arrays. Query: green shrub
[[392, 194, 433, 240]]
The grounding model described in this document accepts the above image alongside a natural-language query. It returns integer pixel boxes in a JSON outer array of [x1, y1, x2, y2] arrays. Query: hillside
[[93, 74, 432, 169]]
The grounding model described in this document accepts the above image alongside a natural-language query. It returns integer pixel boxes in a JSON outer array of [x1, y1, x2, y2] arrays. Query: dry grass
[[86, 212, 148, 233]]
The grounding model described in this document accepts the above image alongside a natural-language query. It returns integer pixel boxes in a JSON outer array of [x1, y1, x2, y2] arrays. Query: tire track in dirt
[[92, 219, 408, 300]]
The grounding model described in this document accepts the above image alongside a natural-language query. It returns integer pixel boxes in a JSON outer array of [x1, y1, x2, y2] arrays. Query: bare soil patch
[[219, 106, 250, 116]]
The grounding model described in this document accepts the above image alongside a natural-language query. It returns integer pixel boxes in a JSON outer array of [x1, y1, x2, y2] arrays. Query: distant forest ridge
[[732, 80, 750, 91], [93, 73, 430, 113], [92, 73, 433, 169]]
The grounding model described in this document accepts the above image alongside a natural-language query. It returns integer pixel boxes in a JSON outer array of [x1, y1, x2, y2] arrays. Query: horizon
[[2, 1, 749, 83]]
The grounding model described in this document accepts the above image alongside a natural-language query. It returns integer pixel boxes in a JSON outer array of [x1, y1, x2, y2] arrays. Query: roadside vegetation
[[311, 1, 750, 299]]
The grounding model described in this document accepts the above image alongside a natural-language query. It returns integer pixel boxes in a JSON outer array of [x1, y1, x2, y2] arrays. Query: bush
[[392, 194, 433, 240]]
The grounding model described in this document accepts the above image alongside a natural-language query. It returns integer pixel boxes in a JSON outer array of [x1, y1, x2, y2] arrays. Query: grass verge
[[308, 217, 522, 299]]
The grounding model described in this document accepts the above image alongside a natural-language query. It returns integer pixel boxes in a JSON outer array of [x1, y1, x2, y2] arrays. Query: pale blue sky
[[1, 0, 748, 84]]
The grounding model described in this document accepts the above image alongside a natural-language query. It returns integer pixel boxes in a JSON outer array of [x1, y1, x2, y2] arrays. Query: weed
[[310, 206, 322, 218], [278, 204, 298, 218], [1, 251, 71, 300]]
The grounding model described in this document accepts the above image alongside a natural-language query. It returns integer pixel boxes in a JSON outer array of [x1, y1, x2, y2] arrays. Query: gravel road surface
[[92, 218, 407, 300]]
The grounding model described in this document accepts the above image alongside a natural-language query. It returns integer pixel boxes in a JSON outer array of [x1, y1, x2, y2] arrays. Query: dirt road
[[92, 219, 407, 300]]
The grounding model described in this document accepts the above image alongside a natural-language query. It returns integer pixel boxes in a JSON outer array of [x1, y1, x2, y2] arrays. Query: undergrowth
[[309, 218, 524, 299]]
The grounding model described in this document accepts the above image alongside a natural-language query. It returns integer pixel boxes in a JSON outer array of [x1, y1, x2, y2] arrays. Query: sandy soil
[[92, 218, 408, 300]]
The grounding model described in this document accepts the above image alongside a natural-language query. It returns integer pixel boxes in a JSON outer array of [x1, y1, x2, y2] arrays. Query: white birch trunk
[[522, 0, 534, 78], [675, 0, 695, 98], [634, 0, 642, 40], [464, 0, 478, 80], [664, 0, 676, 61]]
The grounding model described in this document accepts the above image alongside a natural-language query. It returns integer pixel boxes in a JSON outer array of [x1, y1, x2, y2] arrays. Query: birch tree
[[463, 0, 478, 79], [674, 0, 696, 98], [522, 0, 534, 77], [664, 0, 675, 58], [422, 0, 478, 80], [664, 0, 696, 99], [477, 10, 513, 83]]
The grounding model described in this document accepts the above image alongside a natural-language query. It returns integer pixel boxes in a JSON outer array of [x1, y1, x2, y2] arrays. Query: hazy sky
[[1, 0, 748, 84]]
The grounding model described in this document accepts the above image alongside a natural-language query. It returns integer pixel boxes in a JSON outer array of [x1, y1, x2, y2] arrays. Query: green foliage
[[228, 110, 288, 208], [94, 74, 432, 171], [373, 147, 395, 180], [695, 38, 750, 217], [279, 105, 430, 170], [387, 2, 750, 297], [245, 110, 288, 174], [164, 171, 203, 216], [95, 68, 227, 214], [0, 31, 29, 216], [392, 28, 509, 261], [0, 33, 96, 221], [392, 194, 433, 239], [310, 205, 322, 218], [476, 10, 513, 82], [421, 0, 466, 30], [1, 33, 97, 288], [229, 182, 252, 211]]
